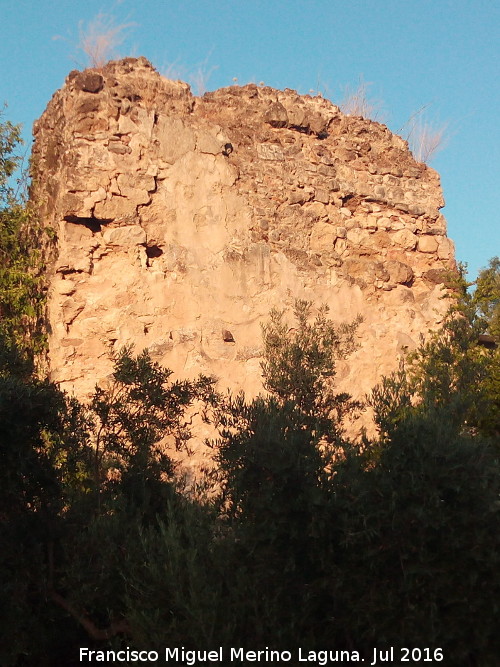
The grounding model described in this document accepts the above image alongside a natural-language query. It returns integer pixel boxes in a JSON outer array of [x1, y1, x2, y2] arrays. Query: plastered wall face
[[32, 58, 455, 455]]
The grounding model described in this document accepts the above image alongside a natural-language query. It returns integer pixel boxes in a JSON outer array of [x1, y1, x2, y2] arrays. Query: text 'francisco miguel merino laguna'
[[78, 647, 363, 664], [80, 645, 445, 664]]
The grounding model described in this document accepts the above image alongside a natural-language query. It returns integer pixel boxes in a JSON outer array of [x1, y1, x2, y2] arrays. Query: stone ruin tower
[[32, 57, 455, 452]]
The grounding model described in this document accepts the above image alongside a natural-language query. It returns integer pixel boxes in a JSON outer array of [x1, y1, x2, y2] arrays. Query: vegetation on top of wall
[[339, 77, 385, 121], [338, 82, 447, 164], [77, 12, 136, 70]]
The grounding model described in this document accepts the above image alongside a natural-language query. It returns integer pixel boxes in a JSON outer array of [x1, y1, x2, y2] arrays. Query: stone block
[[94, 196, 134, 220], [314, 189, 329, 204], [418, 235, 439, 253], [257, 143, 285, 161], [386, 260, 414, 285], [289, 190, 309, 205], [263, 102, 289, 128], [74, 71, 104, 94], [103, 225, 147, 247], [371, 231, 391, 248], [423, 269, 449, 284], [437, 237, 455, 260], [393, 229, 417, 250], [197, 130, 223, 154], [309, 221, 336, 252], [346, 228, 370, 245], [344, 258, 389, 283], [156, 117, 196, 164]]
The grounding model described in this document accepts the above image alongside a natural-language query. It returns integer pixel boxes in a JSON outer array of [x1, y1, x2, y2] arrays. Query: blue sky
[[1, 0, 498, 279]]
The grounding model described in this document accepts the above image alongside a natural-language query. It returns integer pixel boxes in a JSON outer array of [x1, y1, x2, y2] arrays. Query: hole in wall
[[64, 216, 112, 233], [146, 245, 163, 259], [222, 329, 235, 343], [341, 194, 354, 206]]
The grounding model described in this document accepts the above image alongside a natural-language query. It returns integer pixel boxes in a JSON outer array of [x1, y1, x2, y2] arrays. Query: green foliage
[[0, 338, 216, 664], [215, 396, 326, 523], [0, 331, 83, 665], [3, 227, 500, 665], [334, 408, 500, 663], [469, 258, 500, 435], [210, 297, 500, 658], [52, 348, 216, 641], [0, 204, 47, 355], [122, 497, 226, 650], [0, 109, 22, 205], [473, 256, 500, 338], [362, 265, 500, 660], [371, 265, 499, 439], [0, 111, 47, 357], [148, 297, 499, 660], [205, 303, 361, 647], [85, 347, 215, 517], [261, 299, 362, 441], [215, 300, 361, 535]]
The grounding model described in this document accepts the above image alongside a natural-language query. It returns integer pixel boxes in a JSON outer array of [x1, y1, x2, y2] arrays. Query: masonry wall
[[32, 58, 455, 467]]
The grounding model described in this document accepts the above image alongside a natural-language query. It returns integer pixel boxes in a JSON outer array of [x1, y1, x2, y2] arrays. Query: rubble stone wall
[[32, 57, 455, 464]]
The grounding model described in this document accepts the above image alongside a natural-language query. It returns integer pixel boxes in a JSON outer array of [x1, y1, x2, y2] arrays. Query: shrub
[[335, 408, 500, 662], [261, 299, 362, 443], [0, 111, 47, 358]]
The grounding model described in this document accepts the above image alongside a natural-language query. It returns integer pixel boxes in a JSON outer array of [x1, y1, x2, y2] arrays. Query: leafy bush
[[0, 112, 47, 357], [334, 408, 500, 662], [261, 299, 362, 442], [0, 331, 84, 665], [0, 336, 216, 664], [473, 256, 500, 339], [371, 265, 499, 439]]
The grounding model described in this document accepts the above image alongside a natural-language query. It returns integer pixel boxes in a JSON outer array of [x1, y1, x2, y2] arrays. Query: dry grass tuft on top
[[339, 78, 385, 121], [78, 12, 136, 70], [407, 118, 448, 164], [161, 55, 217, 96]]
